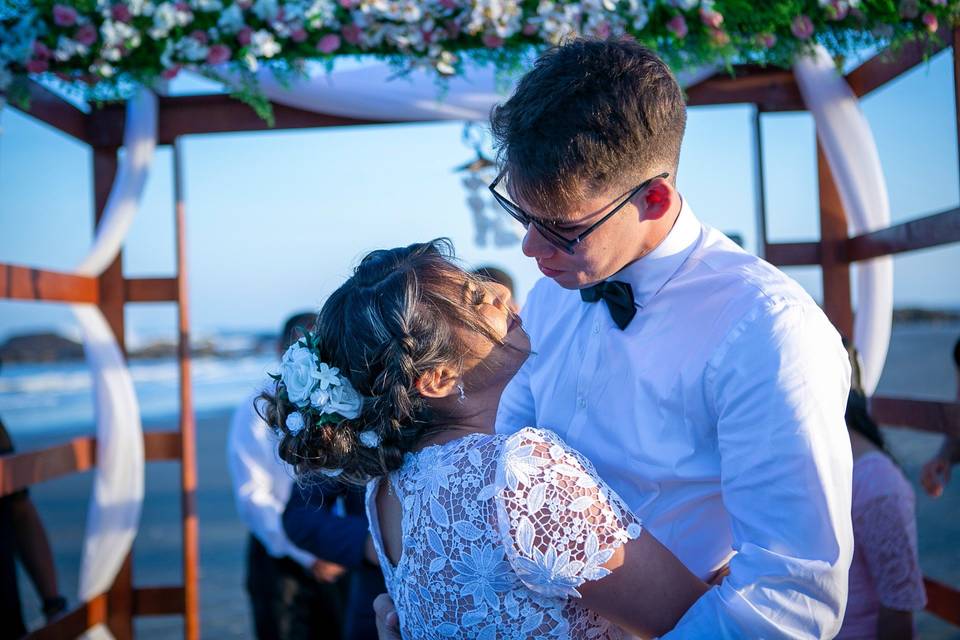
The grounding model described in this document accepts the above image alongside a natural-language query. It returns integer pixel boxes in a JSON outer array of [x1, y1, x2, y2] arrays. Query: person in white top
[[228, 312, 350, 639], [374, 39, 855, 639]]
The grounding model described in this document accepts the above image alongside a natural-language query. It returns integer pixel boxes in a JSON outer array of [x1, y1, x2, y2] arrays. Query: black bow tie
[[580, 280, 636, 330]]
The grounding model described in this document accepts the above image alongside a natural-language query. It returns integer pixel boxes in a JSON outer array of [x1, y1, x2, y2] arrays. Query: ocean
[[3, 323, 959, 638]]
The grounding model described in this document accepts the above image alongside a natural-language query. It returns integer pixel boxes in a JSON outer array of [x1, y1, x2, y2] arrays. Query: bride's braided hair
[[257, 239, 502, 485]]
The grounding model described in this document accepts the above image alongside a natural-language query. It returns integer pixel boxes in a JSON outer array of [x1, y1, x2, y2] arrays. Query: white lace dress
[[365, 427, 643, 639]]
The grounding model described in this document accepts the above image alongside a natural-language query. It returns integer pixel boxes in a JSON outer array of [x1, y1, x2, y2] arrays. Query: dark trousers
[[245, 535, 347, 640]]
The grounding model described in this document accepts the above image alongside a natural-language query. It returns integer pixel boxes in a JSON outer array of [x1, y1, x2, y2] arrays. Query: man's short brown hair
[[490, 38, 686, 216]]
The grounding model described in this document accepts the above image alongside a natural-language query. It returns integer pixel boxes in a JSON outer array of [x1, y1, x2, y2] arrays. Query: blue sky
[[0, 49, 957, 344]]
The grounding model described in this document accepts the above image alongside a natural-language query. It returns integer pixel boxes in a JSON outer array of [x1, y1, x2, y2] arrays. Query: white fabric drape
[[209, 62, 719, 122], [794, 46, 893, 395], [70, 88, 156, 613]]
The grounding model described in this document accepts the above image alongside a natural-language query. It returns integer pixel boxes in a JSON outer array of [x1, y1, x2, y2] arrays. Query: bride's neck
[[415, 387, 499, 450]]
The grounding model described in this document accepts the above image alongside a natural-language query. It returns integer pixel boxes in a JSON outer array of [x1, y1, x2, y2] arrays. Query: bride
[[258, 239, 706, 639]]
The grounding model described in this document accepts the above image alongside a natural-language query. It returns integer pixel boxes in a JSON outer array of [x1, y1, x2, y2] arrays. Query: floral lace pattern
[[365, 427, 642, 639]]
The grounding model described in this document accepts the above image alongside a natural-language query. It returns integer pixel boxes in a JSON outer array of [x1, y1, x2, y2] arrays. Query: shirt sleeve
[[282, 481, 371, 569], [854, 493, 927, 612], [226, 399, 316, 569], [495, 428, 643, 599], [664, 301, 854, 639]]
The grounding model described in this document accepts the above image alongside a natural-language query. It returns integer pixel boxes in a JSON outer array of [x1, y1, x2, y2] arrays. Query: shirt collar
[[613, 197, 702, 309]]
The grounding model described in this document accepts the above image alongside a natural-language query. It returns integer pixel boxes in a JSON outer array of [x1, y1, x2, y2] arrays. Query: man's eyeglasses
[[488, 171, 670, 255]]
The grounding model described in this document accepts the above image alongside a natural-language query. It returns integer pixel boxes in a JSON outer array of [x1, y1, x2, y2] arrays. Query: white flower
[[279, 343, 318, 407], [177, 35, 210, 62], [53, 36, 88, 61], [309, 387, 331, 410], [191, 0, 224, 10], [313, 362, 343, 391], [217, 4, 245, 33], [250, 29, 281, 58], [626, 522, 643, 538], [326, 379, 363, 418], [358, 430, 381, 448], [285, 411, 306, 435]]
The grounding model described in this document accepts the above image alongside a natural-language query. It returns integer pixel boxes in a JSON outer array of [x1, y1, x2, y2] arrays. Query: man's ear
[[415, 366, 460, 399], [640, 177, 675, 221]]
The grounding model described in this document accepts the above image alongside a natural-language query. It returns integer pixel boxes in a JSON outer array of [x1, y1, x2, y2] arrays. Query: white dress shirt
[[227, 391, 316, 569], [496, 199, 854, 639]]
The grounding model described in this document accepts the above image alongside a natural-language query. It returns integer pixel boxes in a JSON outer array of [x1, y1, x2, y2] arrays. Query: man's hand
[[311, 558, 347, 583], [373, 593, 401, 640]]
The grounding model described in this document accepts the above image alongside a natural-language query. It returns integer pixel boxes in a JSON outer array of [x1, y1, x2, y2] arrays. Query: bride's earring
[[457, 383, 466, 404]]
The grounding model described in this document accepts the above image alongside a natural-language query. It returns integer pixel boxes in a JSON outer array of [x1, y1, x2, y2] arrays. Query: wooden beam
[[845, 24, 952, 98], [23, 594, 108, 640], [924, 577, 960, 626], [144, 430, 183, 460], [133, 586, 187, 616], [0, 264, 98, 304], [0, 437, 96, 497], [87, 93, 406, 146], [764, 241, 820, 266], [817, 143, 853, 338], [9, 266, 96, 303], [844, 207, 960, 261], [871, 396, 960, 438], [686, 66, 805, 112], [126, 277, 179, 303], [18, 79, 90, 143]]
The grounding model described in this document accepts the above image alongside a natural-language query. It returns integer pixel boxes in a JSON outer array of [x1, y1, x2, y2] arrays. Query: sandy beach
[[9, 322, 960, 639]]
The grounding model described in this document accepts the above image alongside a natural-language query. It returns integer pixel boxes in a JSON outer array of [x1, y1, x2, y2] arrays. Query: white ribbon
[[794, 46, 893, 395], [70, 88, 156, 615]]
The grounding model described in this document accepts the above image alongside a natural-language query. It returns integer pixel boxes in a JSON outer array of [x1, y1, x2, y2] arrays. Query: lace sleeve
[[853, 493, 927, 611], [494, 427, 643, 599]]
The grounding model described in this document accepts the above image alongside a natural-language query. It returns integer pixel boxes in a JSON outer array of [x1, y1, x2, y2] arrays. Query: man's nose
[[522, 225, 557, 260]]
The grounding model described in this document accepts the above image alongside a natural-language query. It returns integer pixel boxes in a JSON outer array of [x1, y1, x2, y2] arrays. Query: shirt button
[[578, 397, 587, 409], [592, 321, 600, 334]]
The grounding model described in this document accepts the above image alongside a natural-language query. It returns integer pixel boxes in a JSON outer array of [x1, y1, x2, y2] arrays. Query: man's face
[[514, 183, 666, 289]]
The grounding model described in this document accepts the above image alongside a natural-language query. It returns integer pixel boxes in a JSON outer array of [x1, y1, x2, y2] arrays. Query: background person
[[838, 341, 926, 639], [228, 312, 349, 640], [919, 336, 960, 497]]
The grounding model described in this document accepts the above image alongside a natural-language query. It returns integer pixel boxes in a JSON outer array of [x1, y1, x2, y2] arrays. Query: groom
[[377, 39, 854, 638]]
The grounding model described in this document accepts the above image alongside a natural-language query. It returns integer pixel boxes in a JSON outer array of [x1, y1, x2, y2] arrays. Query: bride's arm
[[579, 530, 708, 638]]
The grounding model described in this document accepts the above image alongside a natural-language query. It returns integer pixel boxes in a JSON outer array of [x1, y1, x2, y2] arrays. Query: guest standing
[[920, 336, 960, 497], [837, 342, 927, 640], [228, 313, 348, 640]]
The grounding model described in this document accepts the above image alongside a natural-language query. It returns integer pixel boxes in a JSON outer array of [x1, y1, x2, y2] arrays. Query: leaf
[[575, 473, 597, 489], [517, 516, 535, 555], [568, 496, 596, 513], [477, 484, 498, 501], [430, 496, 449, 528], [521, 612, 544, 634], [461, 608, 487, 627], [526, 482, 548, 513], [427, 528, 445, 556], [553, 463, 582, 477], [453, 520, 484, 541], [468, 448, 482, 468], [437, 623, 460, 637], [429, 556, 447, 572]]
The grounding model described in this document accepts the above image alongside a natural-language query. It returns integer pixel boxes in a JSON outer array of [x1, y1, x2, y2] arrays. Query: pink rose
[[757, 32, 777, 48], [341, 24, 362, 45], [52, 4, 78, 27], [237, 26, 253, 45], [26, 58, 49, 73], [421, 28, 434, 44], [206, 44, 231, 64], [317, 33, 341, 53], [482, 34, 504, 48], [666, 15, 688, 39], [339, 0, 357, 8], [439, 0, 457, 9], [175, 2, 190, 12], [922, 11, 938, 32], [594, 20, 611, 39], [930, 0, 947, 5], [699, 8, 723, 29], [791, 15, 814, 39], [75, 24, 98, 47], [825, 0, 848, 21], [899, 0, 919, 19], [33, 41, 52, 60], [191, 30, 209, 44], [161, 64, 182, 80], [522, 23, 538, 36], [112, 4, 132, 22], [236, 0, 252, 7], [445, 20, 461, 38]]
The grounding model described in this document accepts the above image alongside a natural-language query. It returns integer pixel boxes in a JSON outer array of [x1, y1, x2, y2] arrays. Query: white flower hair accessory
[[272, 331, 366, 436]]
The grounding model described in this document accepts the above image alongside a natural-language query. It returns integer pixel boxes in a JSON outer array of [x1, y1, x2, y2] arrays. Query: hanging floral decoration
[[1, 0, 956, 115]]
